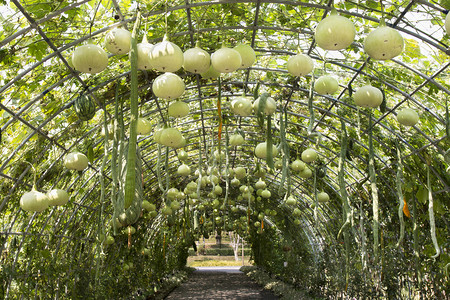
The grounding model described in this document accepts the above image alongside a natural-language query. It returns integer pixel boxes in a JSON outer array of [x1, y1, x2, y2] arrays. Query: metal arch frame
[[1, 0, 449, 293]]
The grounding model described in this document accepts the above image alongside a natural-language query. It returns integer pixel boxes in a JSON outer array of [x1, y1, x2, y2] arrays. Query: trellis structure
[[0, 0, 449, 299]]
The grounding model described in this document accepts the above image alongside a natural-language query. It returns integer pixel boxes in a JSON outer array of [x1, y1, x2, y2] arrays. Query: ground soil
[[164, 268, 278, 299]]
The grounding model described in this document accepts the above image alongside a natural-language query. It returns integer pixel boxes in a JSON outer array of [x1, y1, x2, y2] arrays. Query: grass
[[187, 255, 253, 267], [187, 236, 253, 267]]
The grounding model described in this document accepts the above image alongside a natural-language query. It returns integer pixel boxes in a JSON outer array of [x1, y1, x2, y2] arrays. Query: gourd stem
[[24, 161, 37, 190], [395, 138, 405, 248], [369, 110, 380, 267], [124, 11, 140, 209], [307, 74, 315, 135], [427, 165, 440, 259]]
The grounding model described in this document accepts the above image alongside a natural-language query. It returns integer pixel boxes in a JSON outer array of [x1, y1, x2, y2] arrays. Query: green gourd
[[74, 94, 96, 121]]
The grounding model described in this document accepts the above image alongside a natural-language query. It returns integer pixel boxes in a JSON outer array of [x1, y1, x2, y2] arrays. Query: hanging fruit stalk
[[412, 187, 421, 287], [307, 76, 315, 135], [279, 110, 290, 194], [427, 165, 440, 259], [124, 12, 140, 209], [266, 115, 274, 170], [337, 119, 350, 240], [369, 111, 380, 263], [395, 139, 405, 248]]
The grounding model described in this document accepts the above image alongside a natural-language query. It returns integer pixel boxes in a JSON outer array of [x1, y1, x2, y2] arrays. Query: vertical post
[[242, 237, 244, 266]]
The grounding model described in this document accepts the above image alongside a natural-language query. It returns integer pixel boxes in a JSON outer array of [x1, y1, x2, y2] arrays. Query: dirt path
[[165, 267, 278, 299]]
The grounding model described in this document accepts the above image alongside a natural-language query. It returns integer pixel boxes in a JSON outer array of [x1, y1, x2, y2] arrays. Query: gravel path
[[165, 267, 278, 299]]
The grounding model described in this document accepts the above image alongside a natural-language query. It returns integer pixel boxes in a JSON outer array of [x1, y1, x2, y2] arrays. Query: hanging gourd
[[168, 101, 190, 118], [231, 178, 241, 186], [231, 96, 253, 117], [229, 133, 245, 146], [149, 35, 184, 72], [47, 189, 69, 206], [152, 72, 185, 99], [177, 150, 188, 161], [364, 19, 404, 60], [234, 167, 247, 179], [446, 13, 450, 35], [314, 75, 339, 95], [105, 27, 132, 55], [64, 152, 89, 171], [285, 196, 297, 206], [72, 42, 108, 74], [136, 117, 151, 135], [159, 127, 185, 148], [233, 43, 256, 69], [153, 128, 163, 144], [286, 52, 314, 76], [253, 96, 277, 116], [20, 189, 49, 212], [261, 189, 271, 199], [211, 44, 242, 73], [136, 35, 153, 70], [255, 142, 279, 159], [397, 107, 419, 126], [301, 148, 318, 163], [315, 8, 356, 51], [354, 85, 383, 108], [255, 179, 267, 190], [317, 191, 330, 203], [290, 159, 306, 172], [73, 94, 96, 121], [183, 43, 211, 74], [177, 164, 191, 176], [299, 166, 313, 178]]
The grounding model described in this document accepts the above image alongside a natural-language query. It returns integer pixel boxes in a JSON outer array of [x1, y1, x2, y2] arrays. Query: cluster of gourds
[[21, 9, 448, 218], [287, 8, 429, 127]]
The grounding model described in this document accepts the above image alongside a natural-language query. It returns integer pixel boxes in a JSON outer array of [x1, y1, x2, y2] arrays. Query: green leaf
[[416, 186, 428, 204], [87, 145, 94, 163], [27, 40, 47, 61]]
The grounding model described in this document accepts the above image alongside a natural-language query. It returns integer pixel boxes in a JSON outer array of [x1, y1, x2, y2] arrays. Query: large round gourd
[[152, 72, 185, 99], [177, 164, 191, 176], [136, 36, 153, 70], [233, 43, 256, 69], [255, 142, 278, 159], [20, 189, 49, 212], [364, 22, 404, 60], [301, 148, 318, 163], [253, 96, 277, 116], [149, 36, 184, 72], [397, 108, 419, 126], [72, 43, 108, 74], [354, 85, 383, 108], [136, 117, 151, 135], [229, 134, 244, 146], [64, 152, 89, 171], [168, 101, 190, 118], [159, 128, 184, 148], [183, 45, 210, 74], [47, 189, 69, 206], [105, 27, 132, 55], [231, 96, 253, 117], [315, 9, 355, 50], [314, 75, 339, 95], [74, 94, 96, 121], [287, 54, 314, 77], [211, 45, 242, 73]]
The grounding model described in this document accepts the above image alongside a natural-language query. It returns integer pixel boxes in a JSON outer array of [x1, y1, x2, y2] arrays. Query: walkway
[[165, 267, 278, 299]]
